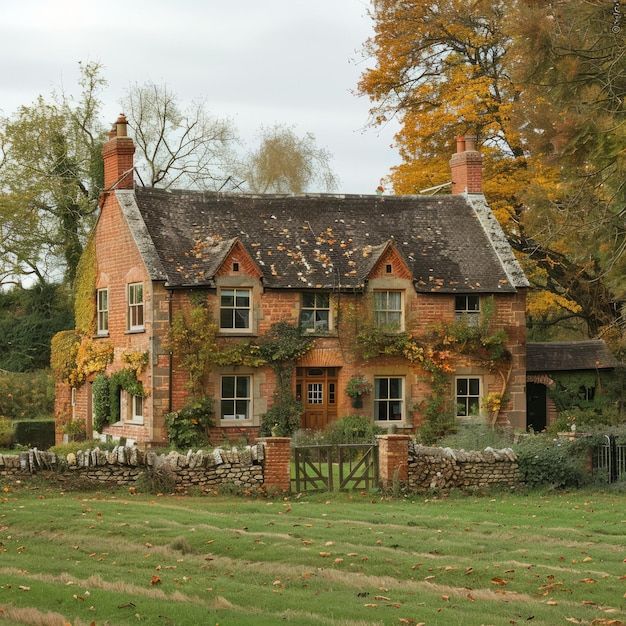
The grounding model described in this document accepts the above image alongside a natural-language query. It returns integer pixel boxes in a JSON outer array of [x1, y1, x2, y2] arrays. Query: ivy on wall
[[73, 235, 97, 335], [168, 305, 312, 436], [349, 297, 511, 442], [92, 368, 148, 430]]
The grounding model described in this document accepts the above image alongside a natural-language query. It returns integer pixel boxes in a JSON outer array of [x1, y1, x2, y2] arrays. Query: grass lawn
[[0, 482, 624, 625]]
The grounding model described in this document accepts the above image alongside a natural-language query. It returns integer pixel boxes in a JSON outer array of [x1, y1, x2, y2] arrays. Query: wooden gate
[[292, 443, 379, 493]]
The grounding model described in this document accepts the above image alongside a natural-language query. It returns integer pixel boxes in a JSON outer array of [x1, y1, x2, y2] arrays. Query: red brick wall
[[377, 434, 410, 488], [260, 437, 291, 492]]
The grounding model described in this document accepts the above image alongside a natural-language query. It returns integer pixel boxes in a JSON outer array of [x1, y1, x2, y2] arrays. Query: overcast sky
[[1, 0, 400, 194]]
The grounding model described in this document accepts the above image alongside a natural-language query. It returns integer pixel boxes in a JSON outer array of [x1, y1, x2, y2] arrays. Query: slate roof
[[122, 187, 528, 292], [527, 340, 619, 372]]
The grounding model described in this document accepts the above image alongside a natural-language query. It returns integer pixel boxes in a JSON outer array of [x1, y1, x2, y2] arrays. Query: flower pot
[[351, 397, 363, 409]]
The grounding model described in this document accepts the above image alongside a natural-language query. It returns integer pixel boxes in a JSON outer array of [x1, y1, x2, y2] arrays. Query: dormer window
[[374, 290, 403, 330], [455, 295, 480, 325], [232, 262, 239, 272], [220, 288, 251, 331], [300, 293, 330, 333], [385, 264, 392, 274]]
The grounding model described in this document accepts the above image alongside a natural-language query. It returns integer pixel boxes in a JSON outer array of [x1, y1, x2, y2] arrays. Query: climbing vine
[[351, 297, 510, 442], [169, 305, 312, 435], [109, 369, 147, 424], [73, 235, 97, 335], [50, 332, 114, 387], [91, 368, 148, 430]]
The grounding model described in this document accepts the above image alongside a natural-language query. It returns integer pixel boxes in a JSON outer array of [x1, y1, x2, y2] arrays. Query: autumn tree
[[358, 0, 622, 339], [121, 82, 236, 189], [511, 0, 625, 343], [236, 125, 338, 194], [0, 62, 106, 285]]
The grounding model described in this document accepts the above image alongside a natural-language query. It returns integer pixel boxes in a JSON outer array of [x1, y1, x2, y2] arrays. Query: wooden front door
[[296, 367, 338, 430]]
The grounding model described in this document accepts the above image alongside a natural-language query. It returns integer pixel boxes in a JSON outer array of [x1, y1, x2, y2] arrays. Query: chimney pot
[[450, 134, 482, 195], [102, 115, 135, 191], [116, 113, 128, 138]]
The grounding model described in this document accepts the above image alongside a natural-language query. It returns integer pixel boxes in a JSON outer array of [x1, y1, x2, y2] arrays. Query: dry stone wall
[[0, 444, 265, 492], [408, 442, 521, 492]]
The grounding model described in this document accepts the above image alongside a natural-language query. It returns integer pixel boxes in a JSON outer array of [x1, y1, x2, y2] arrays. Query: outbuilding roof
[[526, 340, 619, 372], [117, 187, 528, 292]]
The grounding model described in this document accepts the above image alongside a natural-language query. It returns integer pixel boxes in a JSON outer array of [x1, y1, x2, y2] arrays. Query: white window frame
[[300, 292, 332, 333], [130, 394, 144, 425], [455, 294, 480, 325], [219, 288, 252, 333], [455, 376, 482, 418], [97, 288, 109, 335], [220, 375, 252, 421], [373, 290, 404, 331], [71, 387, 77, 407], [374, 376, 405, 423], [127, 283, 144, 331]]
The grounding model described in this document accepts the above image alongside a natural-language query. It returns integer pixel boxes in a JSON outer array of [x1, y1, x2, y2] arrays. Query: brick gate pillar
[[377, 434, 411, 489], [259, 437, 291, 493]]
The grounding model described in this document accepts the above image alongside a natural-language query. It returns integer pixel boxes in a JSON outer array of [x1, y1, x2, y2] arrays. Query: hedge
[[13, 420, 56, 450]]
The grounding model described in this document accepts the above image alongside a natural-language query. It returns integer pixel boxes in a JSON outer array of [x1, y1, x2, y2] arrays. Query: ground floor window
[[374, 377, 403, 421], [221, 375, 251, 420], [456, 377, 481, 417], [131, 395, 144, 424]]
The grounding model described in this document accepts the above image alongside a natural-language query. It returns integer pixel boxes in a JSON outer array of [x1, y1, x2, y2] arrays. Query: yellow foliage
[[122, 350, 149, 377], [70, 338, 114, 387], [527, 290, 582, 318]]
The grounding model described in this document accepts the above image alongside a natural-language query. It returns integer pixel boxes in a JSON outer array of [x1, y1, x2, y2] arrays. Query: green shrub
[[514, 435, 587, 488], [260, 396, 303, 437], [0, 370, 55, 420], [437, 423, 514, 450], [165, 397, 214, 448], [548, 404, 622, 434], [324, 415, 383, 444], [0, 417, 15, 448], [13, 419, 55, 450]]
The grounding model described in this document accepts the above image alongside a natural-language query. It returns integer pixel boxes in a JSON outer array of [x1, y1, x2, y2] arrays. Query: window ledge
[[219, 420, 255, 427], [218, 332, 257, 337], [125, 328, 146, 335], [94, 332, 110, 339]]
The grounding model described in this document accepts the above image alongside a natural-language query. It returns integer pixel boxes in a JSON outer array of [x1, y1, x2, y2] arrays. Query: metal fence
[[593, 435, 626, 483]]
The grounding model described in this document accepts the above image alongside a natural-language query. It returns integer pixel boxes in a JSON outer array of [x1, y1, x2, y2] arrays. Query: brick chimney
[[102, 114, 135, 190], [450, 135, 482, 194]]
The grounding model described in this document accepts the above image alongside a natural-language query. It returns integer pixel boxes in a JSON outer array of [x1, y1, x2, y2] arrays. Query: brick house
[[55, 118, 529, 446]]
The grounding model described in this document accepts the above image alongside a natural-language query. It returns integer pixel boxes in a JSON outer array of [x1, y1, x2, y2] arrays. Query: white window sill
[[126, 328, 145, 335]]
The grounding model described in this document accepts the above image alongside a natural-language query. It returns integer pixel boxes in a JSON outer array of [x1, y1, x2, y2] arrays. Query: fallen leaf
[[319, 552, 331, 557], [364, 603, 378, 608], [491, 577, 508, 586], [374, 595, 391, 601], [150, 575, 161, 585], [579, 578, 596, 584], [546, 599, 559, 606], [18, 585, 30, 591]]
